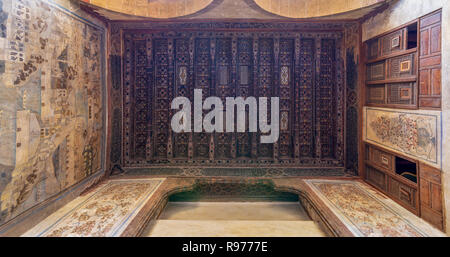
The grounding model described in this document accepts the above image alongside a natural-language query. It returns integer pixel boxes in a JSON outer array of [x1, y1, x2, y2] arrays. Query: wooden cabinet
[[362, 9, 445, 232], [419, 10, 442, 109], [366, 28, 408, 61], [365, 23, 418, 109], [364, 9, 442, 110], [364, 144, 419, 214], [364, 143, 445, 231], [419, 163, 444, 230]]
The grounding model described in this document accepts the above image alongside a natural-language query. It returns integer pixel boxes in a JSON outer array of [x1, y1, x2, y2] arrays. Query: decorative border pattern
[[305, 179, 444, 237], [22, 178, 164, 237]]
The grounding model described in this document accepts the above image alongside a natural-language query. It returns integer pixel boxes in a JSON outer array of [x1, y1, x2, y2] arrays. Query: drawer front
[[381, 29, 405, 57], [389, 178, 417, 211], [367, 85, 386, 104], [366, 166, 387, 191], [386, 53, 416, 79], [387, 82, 416, 105], [367, 62, 385, 81], [369, 147, 393, 172]]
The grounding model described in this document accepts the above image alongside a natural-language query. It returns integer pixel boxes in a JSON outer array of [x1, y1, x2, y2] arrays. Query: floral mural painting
[[364, 107, 441, 168]]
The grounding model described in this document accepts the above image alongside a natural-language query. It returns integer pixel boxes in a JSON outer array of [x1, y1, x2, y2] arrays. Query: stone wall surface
[[0, 0, 106, 226], [362, 0, 450, 234]]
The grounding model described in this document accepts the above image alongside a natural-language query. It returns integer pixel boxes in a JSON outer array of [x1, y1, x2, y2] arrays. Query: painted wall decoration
[[0, 0, 105, 225], [363, 107, 441, 168]]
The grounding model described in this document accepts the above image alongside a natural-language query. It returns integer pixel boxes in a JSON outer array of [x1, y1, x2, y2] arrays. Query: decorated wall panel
[[122, 26, 345, 169], [0, 0, 105, 225], [363, 107, 442, 169]]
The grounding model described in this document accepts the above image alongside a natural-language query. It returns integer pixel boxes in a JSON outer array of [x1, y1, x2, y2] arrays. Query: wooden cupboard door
[[419, 163, 444, 230], [420, 178, 431, 207], [431, 183, 442, 212], [419, 10, 442, 109], [366, 165, 387, 191]]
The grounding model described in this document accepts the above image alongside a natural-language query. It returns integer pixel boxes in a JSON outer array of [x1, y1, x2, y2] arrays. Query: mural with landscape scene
[[0, 0, 104, 225]]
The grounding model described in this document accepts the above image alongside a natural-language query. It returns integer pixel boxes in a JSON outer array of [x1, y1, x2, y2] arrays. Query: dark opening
[[395, 156, 417, 183], [407, 23, 418, 49]]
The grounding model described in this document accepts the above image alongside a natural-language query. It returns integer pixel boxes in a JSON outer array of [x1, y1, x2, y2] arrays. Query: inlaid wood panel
[[367, 62, 385, 81], [388, 177, 418, 212], [256, 38, 274, 159], [419, 163, 444, 230], [173, 39, 191, 159], [366, 165, 387, 191], [193, 38, 212, 160], [367, 85, 385, 104], [236, 38, 254, 158], [122, 29, 344, 168], [368, 146, 393, 172], [366, 39, 379, 61], [386, 53, 415, 79], [386, 82, 416, 106], [419, 10, 442, 109], [380, 29, 406, 57]]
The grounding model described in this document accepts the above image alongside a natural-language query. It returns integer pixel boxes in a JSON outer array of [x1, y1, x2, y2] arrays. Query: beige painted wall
[[362, 0, 450, 235], [254, 0, 384, 18], [87, 0, 213, 18]]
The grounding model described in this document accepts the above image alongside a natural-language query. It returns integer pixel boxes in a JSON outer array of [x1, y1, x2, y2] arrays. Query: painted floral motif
[[370, 114, 436, 156], [364, 108, 440, 166]]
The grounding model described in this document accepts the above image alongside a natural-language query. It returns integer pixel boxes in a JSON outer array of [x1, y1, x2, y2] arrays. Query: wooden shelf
[[366, 48, 417, 65], [366, 77, 417, 85]]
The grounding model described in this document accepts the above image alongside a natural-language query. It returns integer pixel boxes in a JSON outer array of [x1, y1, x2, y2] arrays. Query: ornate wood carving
[[122, 28, 344, 168]]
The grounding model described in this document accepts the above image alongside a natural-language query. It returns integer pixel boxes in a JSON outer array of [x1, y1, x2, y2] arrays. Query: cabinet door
[[420, 163, 444, 230], [419, 10, 441, 109], [366, 165, 387, 191]]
